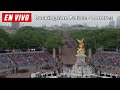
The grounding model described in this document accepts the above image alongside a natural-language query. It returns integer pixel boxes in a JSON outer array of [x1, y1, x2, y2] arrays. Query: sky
[[0, 11, 120, 27]]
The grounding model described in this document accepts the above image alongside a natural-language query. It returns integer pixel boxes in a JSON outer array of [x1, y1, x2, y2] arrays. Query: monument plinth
[[76, 52, 86, 65], [70, 38, 93, 78]]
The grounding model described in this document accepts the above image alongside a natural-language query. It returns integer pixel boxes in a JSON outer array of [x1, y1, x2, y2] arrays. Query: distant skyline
[[0, 11, 120, 27]]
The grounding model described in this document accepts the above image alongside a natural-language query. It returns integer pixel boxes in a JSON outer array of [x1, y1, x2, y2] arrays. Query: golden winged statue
[[77, 38, 85, 54]]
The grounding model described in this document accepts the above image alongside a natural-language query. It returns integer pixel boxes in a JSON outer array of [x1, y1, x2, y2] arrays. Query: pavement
[[60, 33, 77, 65]]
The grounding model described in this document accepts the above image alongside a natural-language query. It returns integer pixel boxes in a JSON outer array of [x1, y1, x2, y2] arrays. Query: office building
[[116, 16, 120, 28], [11, 22, 20, 30]]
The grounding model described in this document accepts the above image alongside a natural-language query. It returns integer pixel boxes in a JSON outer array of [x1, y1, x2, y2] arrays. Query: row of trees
[[68, 29, 120, 54], [0, 26, 63, 53]]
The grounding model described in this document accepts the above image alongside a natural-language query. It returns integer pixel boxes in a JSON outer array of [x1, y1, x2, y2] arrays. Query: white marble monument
[[70, 38, 93, 78]]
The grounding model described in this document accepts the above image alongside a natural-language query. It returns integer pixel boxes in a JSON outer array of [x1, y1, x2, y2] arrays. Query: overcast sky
[[0, 11, 120, 27]]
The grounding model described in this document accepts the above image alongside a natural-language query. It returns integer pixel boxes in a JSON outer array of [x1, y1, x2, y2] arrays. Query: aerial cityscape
[[0, 11, 120, 78]]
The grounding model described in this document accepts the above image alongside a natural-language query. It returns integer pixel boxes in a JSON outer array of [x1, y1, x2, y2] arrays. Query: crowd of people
[[0, 72, 7, 78], [0, 51, 55, 71], [93, 51, 120, 67], [31, 70, 59, 78]]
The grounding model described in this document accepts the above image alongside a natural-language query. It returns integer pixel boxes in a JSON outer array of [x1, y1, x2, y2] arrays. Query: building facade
[[11, 22, 20, 30], [116, 16, 120, 28], [108, 21, 115, 28]]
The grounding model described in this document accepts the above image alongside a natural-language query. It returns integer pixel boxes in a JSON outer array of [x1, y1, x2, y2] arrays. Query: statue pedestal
[[76, 53, 86, 65], [70, 52, 93, 78]]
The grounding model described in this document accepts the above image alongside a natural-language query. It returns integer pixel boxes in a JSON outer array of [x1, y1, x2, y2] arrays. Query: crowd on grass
[[93, 51, 120, 67], [0, 51, 56, 70]]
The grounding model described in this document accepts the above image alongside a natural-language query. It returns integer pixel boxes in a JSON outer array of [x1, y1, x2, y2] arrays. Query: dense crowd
[[93, 51, 120, 67], [0, 51, 55, 70]]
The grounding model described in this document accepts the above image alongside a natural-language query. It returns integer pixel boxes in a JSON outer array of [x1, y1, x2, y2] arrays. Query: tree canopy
[[0, 27, 63, 53], [68, 29, 120, 54]]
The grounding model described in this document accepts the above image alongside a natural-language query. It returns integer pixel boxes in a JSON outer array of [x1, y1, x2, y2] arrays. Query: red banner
[[2, 13, 32, 22]]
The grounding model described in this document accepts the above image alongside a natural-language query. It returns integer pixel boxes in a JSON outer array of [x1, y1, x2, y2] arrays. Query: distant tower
[[108, 21, 115, 28], [11, 22, 20, 30], [116, 16, 120, 28], [53, 48, 56, 59], [83, 23, 87, 27]]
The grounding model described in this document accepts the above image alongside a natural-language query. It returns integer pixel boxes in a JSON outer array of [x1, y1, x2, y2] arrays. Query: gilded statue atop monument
[[77, 38, 85, 54]]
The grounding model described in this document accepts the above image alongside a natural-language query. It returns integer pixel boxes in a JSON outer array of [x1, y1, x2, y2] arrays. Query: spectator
[[93, 51, 120, 67], [0, 51, 57, 73]]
